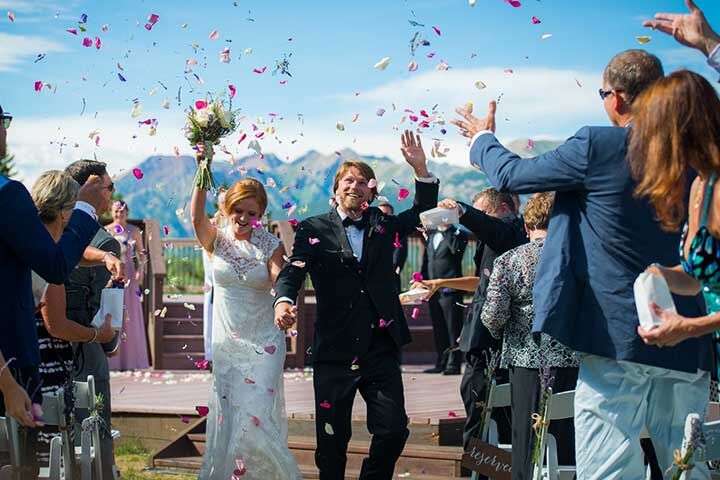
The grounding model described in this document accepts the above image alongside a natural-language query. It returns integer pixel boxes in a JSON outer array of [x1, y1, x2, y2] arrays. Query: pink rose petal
[[320, 401, 331, 409], [209, 29, 219, 40], [393, 233, 402, 248], [398, 188, 410, 201], [67, 28, 77, 35], [132, 168, 143, 180], [505, 0, 521, 6], [412, 272, 423, 283], [229, 84, 236, 99], [163, 225, 170, 235], [531, 16, 541, 24], [196, 405, 209, 416], [7, 11, 14, 23], [244, 378, 256, 384], [448, 411, 458, 417], [411, 307, 420, 319], [308, 237, 320, 245], [238, 133, 247, 144], [252, 66, 267, 74], [181, 415, 190, 424], [251, 415, 260, 427], [264, 345, 276, 355], [34, 81, 43, 92], [195, 100, 208, 110], [432, 26, 441, 36], [408, 61, 418, 72], [94, 36, 101, 49], [82, 37, 92, 47], [288, 219, 298, 227]]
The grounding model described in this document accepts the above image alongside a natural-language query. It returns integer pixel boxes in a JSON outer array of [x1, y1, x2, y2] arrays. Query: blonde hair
[[31, 170, 80, 224], [224, 178, 268, 216], [523, 192, 555, 230]]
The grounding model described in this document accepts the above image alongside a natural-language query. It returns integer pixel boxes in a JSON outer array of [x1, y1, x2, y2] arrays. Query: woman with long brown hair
[[630, 69, 720, 358]]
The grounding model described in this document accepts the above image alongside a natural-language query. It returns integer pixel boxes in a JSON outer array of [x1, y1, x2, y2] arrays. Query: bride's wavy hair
[[629, 69, 720, 231], [224, 177, 268, 216]]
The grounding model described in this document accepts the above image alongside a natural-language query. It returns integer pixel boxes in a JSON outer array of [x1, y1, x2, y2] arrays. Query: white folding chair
[[532, 389, 576, 480], [470, 381, 512, 480], [74, 375, 103, 480], [0, 416, 17, 480], [39, 388, 74, 480]]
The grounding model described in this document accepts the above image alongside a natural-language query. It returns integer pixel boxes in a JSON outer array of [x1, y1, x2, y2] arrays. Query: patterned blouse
[[481, 238, 579, 369]]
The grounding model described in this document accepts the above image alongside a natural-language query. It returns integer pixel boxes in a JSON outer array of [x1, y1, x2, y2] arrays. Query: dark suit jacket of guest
[[472, 126, 713, 373], [67, 228, 121, 381], [0, 175, 99, 368], [425, 226, 468, 281], [458, 207, 528, 353], [274, 180, 439, 364]]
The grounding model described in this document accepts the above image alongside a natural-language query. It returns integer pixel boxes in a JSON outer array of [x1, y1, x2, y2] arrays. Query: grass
[[114, 437, 196, 480]]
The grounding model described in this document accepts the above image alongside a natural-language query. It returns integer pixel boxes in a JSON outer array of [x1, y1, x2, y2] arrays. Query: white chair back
[[41, 388, 74, 480], [74, 375, 102, 480]]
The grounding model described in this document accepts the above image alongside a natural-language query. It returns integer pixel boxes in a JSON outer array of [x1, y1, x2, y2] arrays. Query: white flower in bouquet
[[195, 107, 210, 127]]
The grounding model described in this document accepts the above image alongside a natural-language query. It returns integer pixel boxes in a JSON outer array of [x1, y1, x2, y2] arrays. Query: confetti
[[7, 11, 14, 22], [132, 168, 144, 179], [469, 0, 477, 5], [196, 406, 209, 416], [229, 84, 237, 99], [308, 237, 320, 245], [264, 345, 277, 354], [251, 416, 260, 427], [82, 37, 92, 47], [532, 16, 541, 24], [474, 81, 486, 90], [393, 233, 402, 248], [336, 121, 345, 132], [252, 66, 267, 74], [95, 37, 101, 49], [527, 139, 535, 149], [145, 13, 159, 31], [636, 36, 652, 44], [540, 34, 553, 40], [504, 68, 514, 74], [411, 307, 420, 319], [412, 272, 423, 283], [376, 108, 386, 117], [448, 411, 458, 417], [209, 29, 219, 40], [34, 81, 43, 92], [505, 0, 521, 7], [408, 61, 418, 72], [183, 302, 196, 311], [67, 28, 77, 35], [432, 26, 441, 36], [244, 378, 256, 384], [194, 359, 210, 370], [324, 423, 335, 435], [219, 47, 231, 63], [374, 56, 391, 71], [368, 178, 377, 189], [398, 188, 410, 201], [118, 73, 126, 82], [181, 416, 190, 424]]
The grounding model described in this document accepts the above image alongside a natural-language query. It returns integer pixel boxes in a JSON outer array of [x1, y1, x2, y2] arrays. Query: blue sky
[[2, 0, 720, 182]]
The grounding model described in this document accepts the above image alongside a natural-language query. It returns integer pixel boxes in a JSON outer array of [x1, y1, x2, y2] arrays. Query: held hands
[[195, 143, 214, 165], [451, 101, 496, 139], [637, 302, 694, 348], [643, 0, 720, 57], [274, 302, 297, 330], [400, 130, 430, 178]]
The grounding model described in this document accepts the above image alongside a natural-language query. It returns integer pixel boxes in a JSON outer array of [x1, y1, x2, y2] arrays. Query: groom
[[274, 131, 439, 479]]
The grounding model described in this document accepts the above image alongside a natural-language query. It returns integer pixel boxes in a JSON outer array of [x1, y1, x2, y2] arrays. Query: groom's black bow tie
[[342, 214, 369, 230]]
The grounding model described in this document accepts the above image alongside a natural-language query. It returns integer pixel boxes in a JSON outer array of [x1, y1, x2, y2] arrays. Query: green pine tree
[[0, 154, 17, 178]]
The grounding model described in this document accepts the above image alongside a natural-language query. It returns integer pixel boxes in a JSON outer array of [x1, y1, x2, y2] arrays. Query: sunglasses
[[1, 113, 11, 129], [103, 182, 115, 192], [598, 88, 624, 101]]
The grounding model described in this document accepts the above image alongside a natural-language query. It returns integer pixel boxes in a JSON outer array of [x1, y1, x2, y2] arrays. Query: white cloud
[[0, 33, 68, 72], [8, 66, 611, 186]]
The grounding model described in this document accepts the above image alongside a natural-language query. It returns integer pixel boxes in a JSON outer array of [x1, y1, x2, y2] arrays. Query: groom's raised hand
[[400, 129, 430, 178], [274, 302, 297, 330]]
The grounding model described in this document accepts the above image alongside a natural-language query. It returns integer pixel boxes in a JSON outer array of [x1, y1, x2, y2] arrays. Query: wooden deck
[[111, 366, 465, 425]]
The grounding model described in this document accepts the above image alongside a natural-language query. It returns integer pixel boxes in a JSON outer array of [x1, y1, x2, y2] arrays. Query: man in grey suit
[[452, 50, 714, 477], [65, 160, 122, 479]]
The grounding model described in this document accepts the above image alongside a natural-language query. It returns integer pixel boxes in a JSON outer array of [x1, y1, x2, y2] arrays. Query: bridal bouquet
[[185, 97, 239, 190]]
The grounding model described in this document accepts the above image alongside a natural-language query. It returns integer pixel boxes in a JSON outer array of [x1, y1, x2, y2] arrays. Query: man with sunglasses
[[0, 104, 108, 477], [451, 50, 714, 477]]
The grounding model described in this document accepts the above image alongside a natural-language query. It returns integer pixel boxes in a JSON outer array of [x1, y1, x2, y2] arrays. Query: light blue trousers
[[574, 354, 710, 479]]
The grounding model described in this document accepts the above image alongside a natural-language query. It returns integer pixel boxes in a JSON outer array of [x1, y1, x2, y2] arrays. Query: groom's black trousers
[[313, 329, 410, 480]]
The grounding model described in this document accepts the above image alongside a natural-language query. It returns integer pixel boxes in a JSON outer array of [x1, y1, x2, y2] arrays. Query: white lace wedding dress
[[199, 226, 301, 480]]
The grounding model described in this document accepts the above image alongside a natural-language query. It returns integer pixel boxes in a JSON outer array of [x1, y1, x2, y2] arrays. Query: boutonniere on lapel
[[368, 212, 387, 238]]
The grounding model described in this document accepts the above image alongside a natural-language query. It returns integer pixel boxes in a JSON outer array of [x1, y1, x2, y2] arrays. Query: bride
[[191, 169, 301, 479]]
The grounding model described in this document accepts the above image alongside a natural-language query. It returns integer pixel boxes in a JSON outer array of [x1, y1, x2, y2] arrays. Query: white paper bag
[[399, 287, 430, 305], [91, 288, 125, 330], [419, 207, 459, 229], [633, 272, 676, 331]]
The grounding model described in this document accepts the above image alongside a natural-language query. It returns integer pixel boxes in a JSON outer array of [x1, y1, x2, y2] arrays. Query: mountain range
[[114, 138, 562, 237]]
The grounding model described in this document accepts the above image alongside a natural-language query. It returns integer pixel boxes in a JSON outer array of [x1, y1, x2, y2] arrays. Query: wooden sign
[[461, 438, 512, 479]]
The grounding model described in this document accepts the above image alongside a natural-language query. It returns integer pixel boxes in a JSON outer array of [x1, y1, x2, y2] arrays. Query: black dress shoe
[[423, 366, 444, 374], [442, 367, 461, 375]]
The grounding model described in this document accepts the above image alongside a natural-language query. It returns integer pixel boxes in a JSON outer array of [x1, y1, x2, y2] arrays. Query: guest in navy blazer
[[0, 104, 106, 477], [452, 50, 714, 477]]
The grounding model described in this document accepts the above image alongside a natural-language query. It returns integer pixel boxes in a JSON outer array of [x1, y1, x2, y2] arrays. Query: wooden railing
[[143, 219, 167, 369]]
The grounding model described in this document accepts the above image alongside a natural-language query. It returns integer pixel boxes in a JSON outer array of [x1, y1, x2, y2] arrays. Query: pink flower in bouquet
[[195, 100, 208, 110]]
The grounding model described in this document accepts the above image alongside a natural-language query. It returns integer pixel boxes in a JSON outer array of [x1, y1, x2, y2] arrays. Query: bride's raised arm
[[190, 150, 217, 254]]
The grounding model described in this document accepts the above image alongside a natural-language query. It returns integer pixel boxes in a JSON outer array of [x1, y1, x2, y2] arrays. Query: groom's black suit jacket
[[275, 180, 439, 364]]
